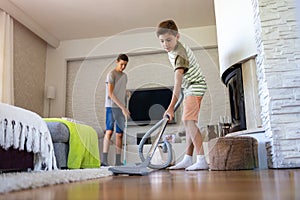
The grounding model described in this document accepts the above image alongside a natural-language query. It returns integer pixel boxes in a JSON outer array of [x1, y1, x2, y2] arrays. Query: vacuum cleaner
[[108, 90, 183, 175]]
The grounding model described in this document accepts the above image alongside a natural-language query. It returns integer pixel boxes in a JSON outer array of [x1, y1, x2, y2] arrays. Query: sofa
[[46, 122, 70, 169], [0, 121, 67, 171], [44, 118, 100, 169], [0, 101, 100, 170], [0, 103, 57, 171]]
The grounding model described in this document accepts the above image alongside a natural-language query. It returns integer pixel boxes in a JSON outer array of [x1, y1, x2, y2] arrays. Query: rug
[[0, 168, 112, 194]]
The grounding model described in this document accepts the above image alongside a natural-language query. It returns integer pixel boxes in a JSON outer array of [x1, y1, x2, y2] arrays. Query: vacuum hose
[[138, 89, 184, 169]]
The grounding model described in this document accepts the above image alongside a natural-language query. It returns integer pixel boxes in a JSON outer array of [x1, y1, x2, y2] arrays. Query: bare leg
[[184, 120, 204, 155], [184, 120, 208, 171], [169, 121, 196, 170], [115, 133, 123, 166], [102, 130, 113, 166], [185, 130, 194, 156], [115, 133, 123, 155], [103, 130, 113, 153]]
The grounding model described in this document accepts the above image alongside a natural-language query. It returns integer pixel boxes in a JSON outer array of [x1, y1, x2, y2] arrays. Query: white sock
[[185, 155, 209, 171], [169, 154, 193, 170]]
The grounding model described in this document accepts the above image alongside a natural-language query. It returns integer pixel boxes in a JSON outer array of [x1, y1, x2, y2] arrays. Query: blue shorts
[[105, 107, 125, 133]]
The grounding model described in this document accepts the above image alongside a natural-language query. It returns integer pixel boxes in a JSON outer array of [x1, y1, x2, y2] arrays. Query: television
[[127, 87, 175, 126]]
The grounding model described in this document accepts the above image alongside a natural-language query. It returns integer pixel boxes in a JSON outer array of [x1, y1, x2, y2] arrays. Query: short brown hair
[[117, 54, 129, 62], [156, 20, 178, 37]]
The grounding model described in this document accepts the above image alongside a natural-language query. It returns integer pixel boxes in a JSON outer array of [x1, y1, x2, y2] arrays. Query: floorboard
[[0, 169, 299, 200]]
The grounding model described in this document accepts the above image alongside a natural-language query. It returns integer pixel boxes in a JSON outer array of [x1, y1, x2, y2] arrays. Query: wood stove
[[224, 64, 247, 132]]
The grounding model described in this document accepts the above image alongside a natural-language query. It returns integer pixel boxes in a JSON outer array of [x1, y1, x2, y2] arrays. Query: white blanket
[[0, 103, 57, 171]]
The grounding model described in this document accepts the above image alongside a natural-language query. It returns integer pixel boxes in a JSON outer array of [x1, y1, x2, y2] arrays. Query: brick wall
[[252, 0, 300, 168]]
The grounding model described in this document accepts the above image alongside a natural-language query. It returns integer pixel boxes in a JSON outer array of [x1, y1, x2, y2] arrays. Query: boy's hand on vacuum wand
[[122, 108, 130, 120], [164, 108, 174, 122]]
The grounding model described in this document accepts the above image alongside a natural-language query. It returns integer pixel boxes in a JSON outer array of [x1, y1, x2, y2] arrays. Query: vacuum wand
[[123, 95, 130, 165], [144, 115, 169, 164]]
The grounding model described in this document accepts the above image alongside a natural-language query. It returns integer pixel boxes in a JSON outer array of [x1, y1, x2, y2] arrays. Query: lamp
[[47, 86, 56, 99], [46, 86, 56, 117]]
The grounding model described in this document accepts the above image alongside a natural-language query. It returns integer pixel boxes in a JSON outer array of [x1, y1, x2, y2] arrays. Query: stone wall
[[252, 0, 300, 168]]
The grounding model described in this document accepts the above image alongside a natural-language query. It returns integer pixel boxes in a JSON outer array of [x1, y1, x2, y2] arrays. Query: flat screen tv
[[127, 87, 175, 126]]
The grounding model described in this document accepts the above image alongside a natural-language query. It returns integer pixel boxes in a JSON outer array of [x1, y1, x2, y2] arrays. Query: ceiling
[[8, 0, 216, 42]]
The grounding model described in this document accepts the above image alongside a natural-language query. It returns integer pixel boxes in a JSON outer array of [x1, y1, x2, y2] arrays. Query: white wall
[[44, 26, 218, 118], [214, 0, 257, 78]]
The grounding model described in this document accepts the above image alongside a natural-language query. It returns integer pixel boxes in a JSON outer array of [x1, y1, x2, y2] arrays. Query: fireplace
[[224, 64, 247, 132]]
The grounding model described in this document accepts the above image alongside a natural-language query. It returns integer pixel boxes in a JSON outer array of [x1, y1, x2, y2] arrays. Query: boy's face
[[116, 59, 128, 72], [158, 33, 179, 52]]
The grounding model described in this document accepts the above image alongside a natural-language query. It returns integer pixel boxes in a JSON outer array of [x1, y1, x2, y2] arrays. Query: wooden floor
[[1, 169, 299, 200]]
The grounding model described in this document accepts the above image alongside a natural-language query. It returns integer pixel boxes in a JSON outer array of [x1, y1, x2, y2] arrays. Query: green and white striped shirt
[[168, 41, 207, 96]]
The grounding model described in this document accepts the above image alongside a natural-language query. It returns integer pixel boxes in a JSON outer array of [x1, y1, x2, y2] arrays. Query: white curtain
[[0, 10, 14, 105]]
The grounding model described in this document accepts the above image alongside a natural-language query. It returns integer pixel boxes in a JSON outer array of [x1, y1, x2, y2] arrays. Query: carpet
[[0, 168, 112, 194]]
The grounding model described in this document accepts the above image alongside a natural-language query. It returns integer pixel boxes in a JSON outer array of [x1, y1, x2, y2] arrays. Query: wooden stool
[[208, 136, 258, 170]]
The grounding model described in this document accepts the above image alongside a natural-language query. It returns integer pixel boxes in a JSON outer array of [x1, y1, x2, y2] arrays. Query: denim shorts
[[105, 107, 125, 133]]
